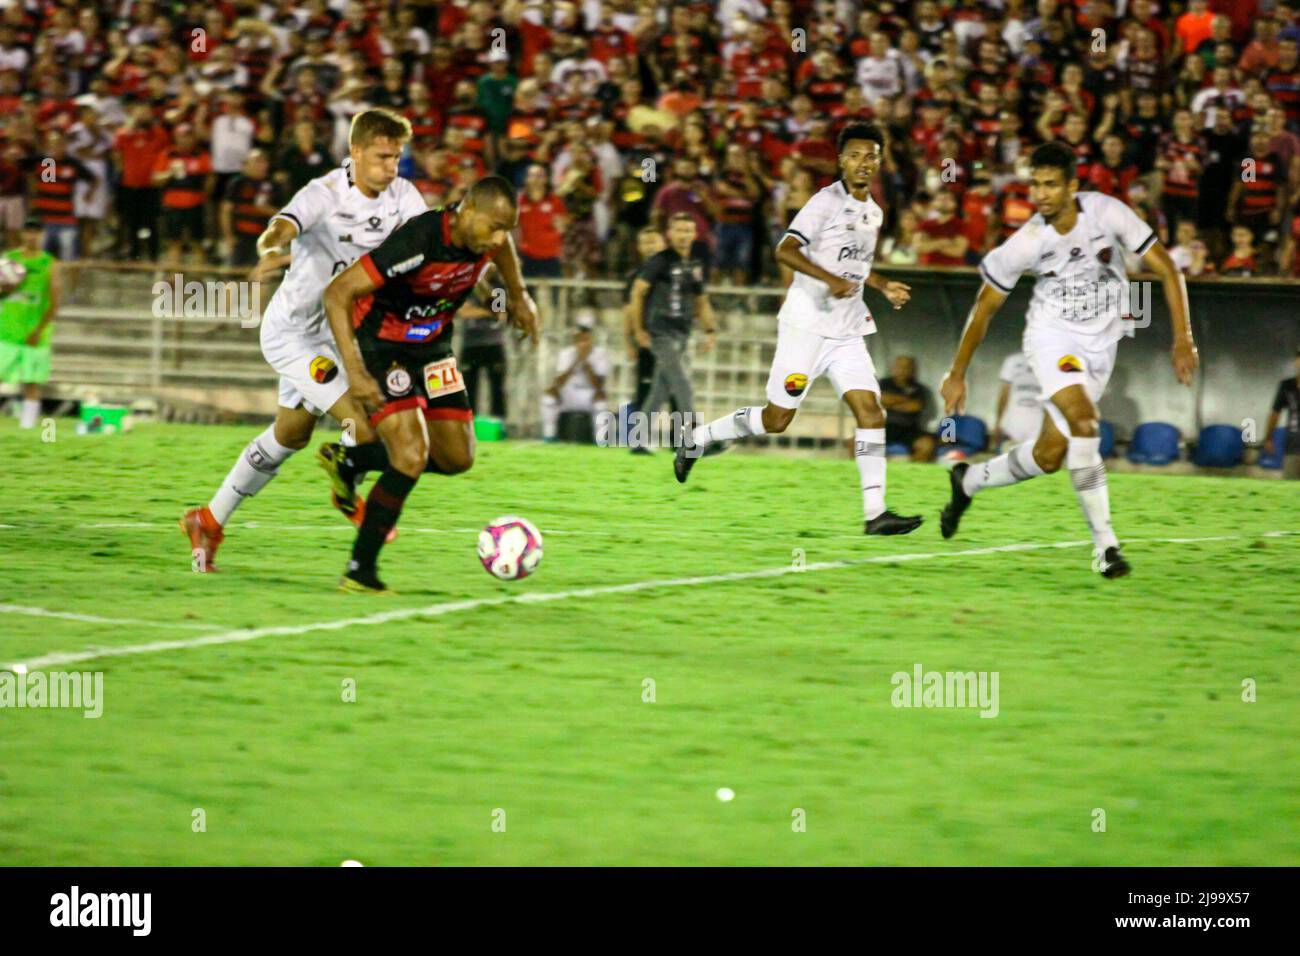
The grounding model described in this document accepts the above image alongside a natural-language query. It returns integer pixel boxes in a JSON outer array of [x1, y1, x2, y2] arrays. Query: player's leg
[[343, 406, 428, 593], [1051, 381, 1127, 577], [424, 414, 475, 474], [820, 337, 921, 535], [681, 322, 816, 478], [541, 391, 561, 441], [632, 337, 672, 452], [940, 406, 1059, 539], [17, 343, 50, 430], [316, 390, 393, 528]]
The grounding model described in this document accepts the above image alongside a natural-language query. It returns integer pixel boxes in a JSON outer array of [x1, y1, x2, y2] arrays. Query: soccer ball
[[477, 516, 543, 581], [0, 258, 27, 293]]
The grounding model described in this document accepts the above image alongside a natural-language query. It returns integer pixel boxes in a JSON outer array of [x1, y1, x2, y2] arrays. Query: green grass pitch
[[0, 419, 1296, 866]]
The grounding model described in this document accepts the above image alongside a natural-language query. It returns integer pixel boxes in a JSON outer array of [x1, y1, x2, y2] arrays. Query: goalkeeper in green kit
[[0, 217, 60, 429]]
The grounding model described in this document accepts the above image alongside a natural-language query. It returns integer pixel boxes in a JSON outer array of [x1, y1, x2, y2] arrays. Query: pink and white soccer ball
[[477, 515, 543, 580], [0, 259, 27, 292]]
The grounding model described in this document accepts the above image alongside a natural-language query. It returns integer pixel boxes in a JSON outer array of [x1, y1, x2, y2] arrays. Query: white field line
[[0, 604, 219, 631], [5, 530, 1295, 674]]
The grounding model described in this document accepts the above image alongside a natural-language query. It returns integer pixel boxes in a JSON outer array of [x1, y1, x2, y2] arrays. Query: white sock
[[1068, 435, 1118, 551], [962, 441, 1044, 496], [855, 427, 887, 521], [541, 393, 560, 439], [19, 398, 40, 429], [208, 424, 296, 526], [693, 406, 766, 448]]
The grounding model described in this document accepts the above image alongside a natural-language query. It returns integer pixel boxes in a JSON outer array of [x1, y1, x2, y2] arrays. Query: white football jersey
[[267, 162, 429, 334], [778, 179, 884, 339], [979, 190, 1157, 345]]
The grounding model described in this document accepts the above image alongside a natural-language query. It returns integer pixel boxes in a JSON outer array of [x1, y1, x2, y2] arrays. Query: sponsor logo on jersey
[[388, 254, 425, 276], [1040, 250, 1055, 260], [403, 321, 444, 341], [309, 355, 338, 383], [386, 365, 412, 395], [784, 372, 809, 396], [1057, 355, 1084, 373], [837, 244, 869, 262], [404, 301, 453, 321]]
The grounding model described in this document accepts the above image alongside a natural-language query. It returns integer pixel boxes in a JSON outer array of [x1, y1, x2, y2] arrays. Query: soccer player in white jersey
[[994, 351, 1043, 448], [937, 141, 1199, 578], [180, 109, 429, 570], [678, 122, 922, 535]]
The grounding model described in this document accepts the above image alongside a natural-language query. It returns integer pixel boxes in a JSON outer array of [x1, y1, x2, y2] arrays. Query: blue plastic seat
[[1127, 422, 1181, 465], [885, 442, 911, 457], [1258, 426, 1287, 469], [1099, 420, 1115, 459], [939, 414, 988, 454], [1193, 425, 1245, 467]]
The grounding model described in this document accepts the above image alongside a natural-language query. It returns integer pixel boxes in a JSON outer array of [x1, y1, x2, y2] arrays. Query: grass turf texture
[[0, 419, 1296, 866]]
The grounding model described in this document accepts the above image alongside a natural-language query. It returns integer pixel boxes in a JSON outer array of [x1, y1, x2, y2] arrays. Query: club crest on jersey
[[365, 216, 384, 232], [387, 254, 425, 277], [1057, 355, 1084, 373], [309, 356, 338, 383], [386, 365, 412, 395], [784, 373, 808, 396]]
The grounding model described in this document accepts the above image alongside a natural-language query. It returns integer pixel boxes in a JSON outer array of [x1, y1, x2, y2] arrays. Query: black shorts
[[163, 206, 205, 242], [358, 331, 472, 426]]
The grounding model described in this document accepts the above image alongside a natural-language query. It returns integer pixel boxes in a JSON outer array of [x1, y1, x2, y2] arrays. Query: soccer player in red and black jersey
[[323, 176, 540, 593]]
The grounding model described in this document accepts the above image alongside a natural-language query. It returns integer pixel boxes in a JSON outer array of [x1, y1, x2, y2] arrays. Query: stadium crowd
[[6, 0, 1300, 278]]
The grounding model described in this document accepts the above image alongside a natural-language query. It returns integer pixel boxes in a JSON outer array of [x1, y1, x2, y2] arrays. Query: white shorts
[[765, 321, 879, 409], [1023, 329, 1117, 435], [1001, 406, 1043, 446], [260, 311, 349, 417]]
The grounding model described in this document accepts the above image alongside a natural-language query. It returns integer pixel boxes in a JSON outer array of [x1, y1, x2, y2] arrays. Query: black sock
[[340, 441, 389, 484], [348, 467, 416, 574]]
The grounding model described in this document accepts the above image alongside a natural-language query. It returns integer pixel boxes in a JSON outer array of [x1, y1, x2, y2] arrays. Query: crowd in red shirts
[[5, 0, 1300, 277]]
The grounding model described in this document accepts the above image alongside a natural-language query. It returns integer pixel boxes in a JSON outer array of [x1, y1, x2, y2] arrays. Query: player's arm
[[25, 260, 59, 347], [865, 271, 911, 310], [940, 282, 1008, 414], [1140, 240, 1198, 385], [323, 262, 385, 413], [489, 233, 539, 343], [1264, 406, 1281, 456], [629, 277, 652, 348], [775, 234, 857, 298], [249, 216, 296, 281], [695, 293, 717, 353]]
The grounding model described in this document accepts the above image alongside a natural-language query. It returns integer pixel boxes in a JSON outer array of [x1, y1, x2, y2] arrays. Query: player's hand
[[700, 330, 716, 353], [827, 275, 859, 299], [349, 367, 384, 415], [249, 253, 288, 283], [1171, 339, 1198, 386], [634, 328, 651, 349], [508, 289, 540, 344], [882, 280, 911, 310], [940, 371, 967, 414]]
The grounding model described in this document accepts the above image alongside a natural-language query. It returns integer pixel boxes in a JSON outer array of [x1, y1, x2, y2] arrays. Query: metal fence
[[44, 261, 1300, 444]]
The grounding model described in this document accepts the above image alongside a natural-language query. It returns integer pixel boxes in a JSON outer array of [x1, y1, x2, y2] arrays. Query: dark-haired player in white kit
[[937, 141, 1200, 577], [678, 122, 922, 536]]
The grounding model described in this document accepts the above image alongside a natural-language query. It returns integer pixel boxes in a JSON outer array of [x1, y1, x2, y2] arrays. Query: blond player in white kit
[[677, 122, 922, 536], [938, 141, 1199, 578], [181, 109, 429, 571]]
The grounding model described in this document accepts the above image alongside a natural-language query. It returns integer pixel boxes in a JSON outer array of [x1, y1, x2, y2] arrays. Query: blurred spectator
[[274, 120, 331, 198], [879, 356, 936, 462], [1228, 126, 1287, 246], [33, 130, 95, 261], [916, 191, 968, 266], [458, 281, 509, 421], [152, 124, 212, 267], [1264, 350, 1300, 478], [516, 163, 567, 277], [650, 155, 716, 246], [712, 143, 763, 286], [1221, 224, 1261, 275], [0, 144, 25, 250], [880, 208, 920, 265], [541, 312, 610, 443], [68, 103, 112, 258], [112, 101, 169, 261], [220, 149, 282, 268]]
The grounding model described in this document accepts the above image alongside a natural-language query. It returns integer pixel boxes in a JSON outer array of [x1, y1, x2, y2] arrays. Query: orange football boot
[[179, 506, 224, 572]]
